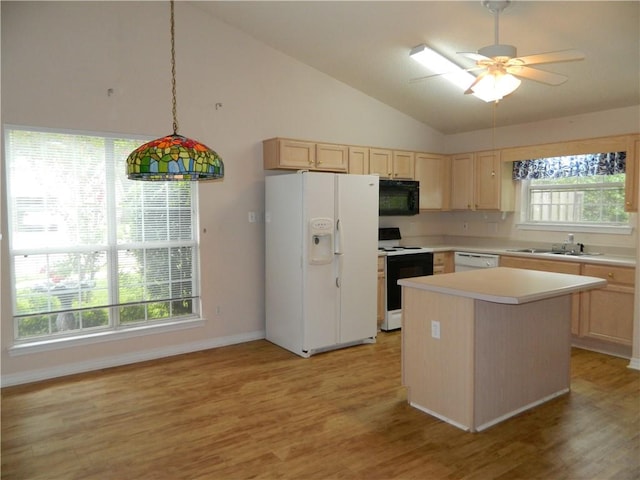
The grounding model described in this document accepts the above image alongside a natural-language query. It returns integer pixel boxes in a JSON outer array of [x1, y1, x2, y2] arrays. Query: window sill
[[9, 318, 205, 357], [515, 222, 634, 235]]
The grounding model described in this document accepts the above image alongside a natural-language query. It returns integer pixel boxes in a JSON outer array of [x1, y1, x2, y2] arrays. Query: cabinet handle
[[607, 272, 614, 279], [491, 171, 496, 177]]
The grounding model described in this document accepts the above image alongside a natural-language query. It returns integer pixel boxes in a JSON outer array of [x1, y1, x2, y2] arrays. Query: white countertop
[[398, 267, 607, 305], [380, 244, 635, 268]]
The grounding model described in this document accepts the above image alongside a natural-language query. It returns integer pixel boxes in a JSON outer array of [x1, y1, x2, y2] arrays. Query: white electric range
[[378, 228, 434, 331]]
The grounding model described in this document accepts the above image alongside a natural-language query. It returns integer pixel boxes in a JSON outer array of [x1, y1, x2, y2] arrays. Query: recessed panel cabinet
[[499, 255, 635, 350], [499, 256, 582, 335], [348, 146, 369, 175], [451, 151, 514, 211], [580, 264, 635, 345], [415, 153, 450, 210], [377, 256, 385, 330], [625, 138, 638, 212], [263, 138, 347, 172], [369, 148, 415, 179]]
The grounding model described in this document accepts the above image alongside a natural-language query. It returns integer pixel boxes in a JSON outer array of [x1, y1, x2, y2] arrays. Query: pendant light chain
[[125, 0, 224, 180], [170, 0, 179, 135]]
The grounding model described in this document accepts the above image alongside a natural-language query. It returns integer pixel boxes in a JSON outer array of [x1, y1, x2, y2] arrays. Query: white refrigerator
[[265, 171, 379, 357]]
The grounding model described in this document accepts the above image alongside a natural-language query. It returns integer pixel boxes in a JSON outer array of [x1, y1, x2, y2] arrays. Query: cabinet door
[[316, 143, 348, 172], [277, 139, 316, 169], [474, 151, 501, 210], [369, 148, 393, 178], [580, 264, 635, 345], [348, 146, 369, 175], [415, 153, 450, 210], [450, 153, 474, 210], [392, 151, 415, 179], [377, 256, 385, 329]]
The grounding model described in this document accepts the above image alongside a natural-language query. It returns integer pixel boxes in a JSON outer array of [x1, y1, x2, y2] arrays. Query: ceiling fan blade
[[463, 71, 489, 94], [506, 65, 568, 86], [409, 66, 483, 84], [458, 51, 490, 62], [512, 49, 585, 66]]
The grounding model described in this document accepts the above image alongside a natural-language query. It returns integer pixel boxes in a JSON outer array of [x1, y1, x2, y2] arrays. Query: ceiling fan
[[411, 0, 585, 100]]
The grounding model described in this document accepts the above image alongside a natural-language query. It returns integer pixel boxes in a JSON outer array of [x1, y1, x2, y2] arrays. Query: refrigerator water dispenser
[[309, 217, 333, 265]]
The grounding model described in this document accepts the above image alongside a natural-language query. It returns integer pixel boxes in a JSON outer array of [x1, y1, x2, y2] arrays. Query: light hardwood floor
[[2, 331, 639, 479]]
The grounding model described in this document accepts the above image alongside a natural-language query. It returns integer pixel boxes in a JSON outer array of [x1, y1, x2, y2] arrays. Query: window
[[5, 126, 200, 343], [514, 152, 631, 232]]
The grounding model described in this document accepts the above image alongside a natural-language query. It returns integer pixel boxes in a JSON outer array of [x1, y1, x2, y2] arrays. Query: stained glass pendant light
[[126, 0, 224, 181]]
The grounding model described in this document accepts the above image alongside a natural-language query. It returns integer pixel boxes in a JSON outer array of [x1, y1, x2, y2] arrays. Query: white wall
[[0, 1, 443, 384], [1, 1, 638, 384]]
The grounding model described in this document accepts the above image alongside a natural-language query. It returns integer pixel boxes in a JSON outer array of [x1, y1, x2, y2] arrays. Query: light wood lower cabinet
[[499, 256, 581, 335], [580, 264, 635, 345], [433, 252, 454, 275], [499, 255, 635, 348], [377, 256, 385, 330]]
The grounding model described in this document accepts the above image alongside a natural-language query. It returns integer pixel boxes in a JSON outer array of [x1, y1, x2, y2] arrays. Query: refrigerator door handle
[[335, 252, 343, 287], [334, 219, 342, 255]]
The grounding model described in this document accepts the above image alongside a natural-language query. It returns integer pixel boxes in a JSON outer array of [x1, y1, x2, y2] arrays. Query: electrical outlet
[[431, 320, 440, 339]]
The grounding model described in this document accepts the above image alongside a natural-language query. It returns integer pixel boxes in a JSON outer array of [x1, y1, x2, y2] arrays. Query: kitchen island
[[398, 267, 607, 432]]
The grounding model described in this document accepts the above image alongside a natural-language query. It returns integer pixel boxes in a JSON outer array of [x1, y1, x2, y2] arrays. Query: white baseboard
[[1, 330, 266, 387], [628, 357, 640, 371]]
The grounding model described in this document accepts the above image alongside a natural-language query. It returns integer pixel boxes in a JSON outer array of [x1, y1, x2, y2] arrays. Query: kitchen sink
[[547, 251, 602, 257], [506, 248, 553, 254], [507, 248, 602, 256]]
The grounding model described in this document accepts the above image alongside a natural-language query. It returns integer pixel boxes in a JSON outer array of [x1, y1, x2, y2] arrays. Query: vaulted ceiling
[[199, 1, 639, 135]]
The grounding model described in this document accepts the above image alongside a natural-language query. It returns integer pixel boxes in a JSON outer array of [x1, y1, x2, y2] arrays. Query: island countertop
[[398, 267, 607, 305]]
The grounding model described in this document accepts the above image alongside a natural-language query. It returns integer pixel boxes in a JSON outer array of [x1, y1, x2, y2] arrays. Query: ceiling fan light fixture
[[471, 71, 521, 102]]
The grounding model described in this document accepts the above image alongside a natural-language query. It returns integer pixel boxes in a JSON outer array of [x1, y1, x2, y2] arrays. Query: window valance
[[512, 151, 626, 180]]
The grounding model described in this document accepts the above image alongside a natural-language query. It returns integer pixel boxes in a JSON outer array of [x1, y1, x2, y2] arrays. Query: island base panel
[[402, 289, 572, 432]]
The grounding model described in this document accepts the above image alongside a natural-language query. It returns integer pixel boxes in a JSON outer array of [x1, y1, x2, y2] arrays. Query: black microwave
[[379, 179, 419, 216]]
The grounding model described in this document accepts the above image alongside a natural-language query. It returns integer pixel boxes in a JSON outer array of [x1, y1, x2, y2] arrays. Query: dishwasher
[[454, 252, 500, 271]]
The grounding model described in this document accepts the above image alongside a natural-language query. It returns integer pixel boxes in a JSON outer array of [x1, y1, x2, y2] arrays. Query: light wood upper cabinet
[[625, 137, 638, 212], [348, 146, 369, 175], [450, 151, 514, 211], [369, 148, 415, 179], [369, 148, 393, 177], [315, 143, 348, 172], [414, 153, 450, 210], [263, 138, 347, 172], [392, 151, 415, 179], [264, 138, 315, 170], [450, 153, 474, 210]]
